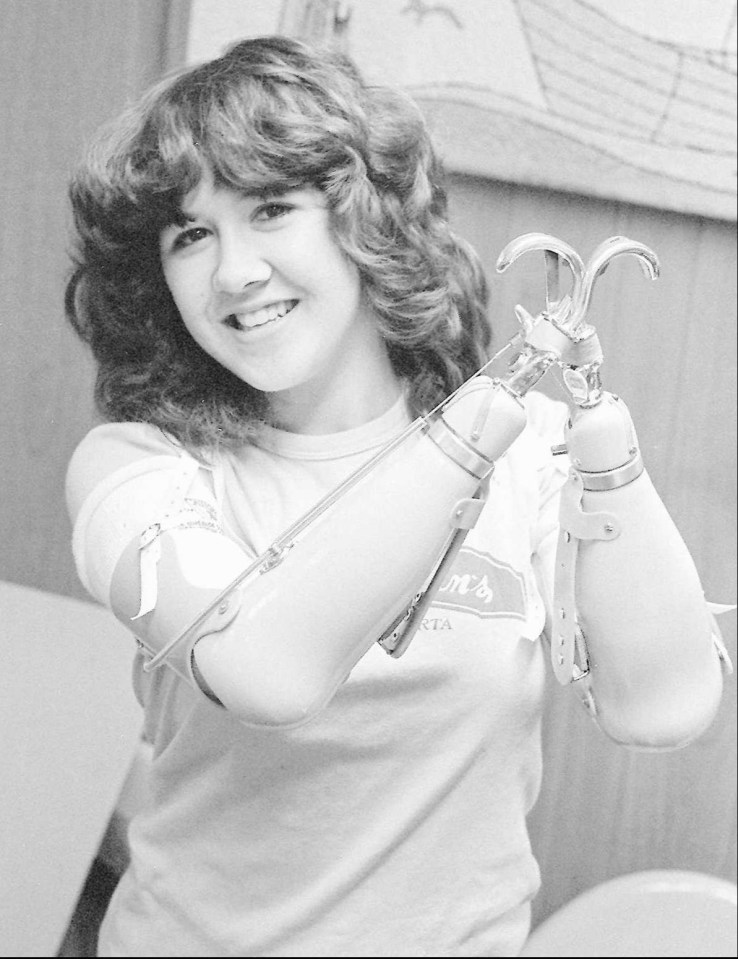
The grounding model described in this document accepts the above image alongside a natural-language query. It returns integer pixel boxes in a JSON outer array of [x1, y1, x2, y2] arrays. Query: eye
[[169, 225, 211, 250], [252, 200, 294, 224]]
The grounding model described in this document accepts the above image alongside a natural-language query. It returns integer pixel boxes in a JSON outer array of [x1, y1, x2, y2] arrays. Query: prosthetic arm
[[110, 375, 526, 726], [108, 234, 727, 740], [497, 234, 728, 748]]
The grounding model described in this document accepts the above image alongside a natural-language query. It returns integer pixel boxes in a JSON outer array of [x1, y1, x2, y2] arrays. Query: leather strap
[[134, 498, 222, 620], [378, 478, 491, 657], [552, 469, 620, 686]]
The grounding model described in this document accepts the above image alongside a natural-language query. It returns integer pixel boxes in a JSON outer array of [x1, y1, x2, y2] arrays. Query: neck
[[268, 367, 403, 434], [267, 333, 403, 433]]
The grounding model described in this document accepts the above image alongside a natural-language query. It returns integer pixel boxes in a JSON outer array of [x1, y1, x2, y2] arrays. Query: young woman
[[65, 35, 724, 957]]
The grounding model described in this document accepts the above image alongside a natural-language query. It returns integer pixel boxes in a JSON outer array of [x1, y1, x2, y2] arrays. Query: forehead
[[178, 169, 221, 213]]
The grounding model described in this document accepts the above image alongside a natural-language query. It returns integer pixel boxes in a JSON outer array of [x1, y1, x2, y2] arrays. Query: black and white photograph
[[1, 2, 736, 956]]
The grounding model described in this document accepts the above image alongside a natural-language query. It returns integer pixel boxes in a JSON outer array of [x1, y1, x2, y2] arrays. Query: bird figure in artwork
[[401, 0, 463, 29]]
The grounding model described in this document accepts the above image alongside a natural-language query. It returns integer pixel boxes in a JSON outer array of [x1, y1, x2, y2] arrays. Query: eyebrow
[[165, 209, 198, 229], [167, 184, 311, 229]]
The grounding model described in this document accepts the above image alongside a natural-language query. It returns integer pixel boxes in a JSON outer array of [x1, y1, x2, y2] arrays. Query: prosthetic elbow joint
[[110, 524, 245, 692]]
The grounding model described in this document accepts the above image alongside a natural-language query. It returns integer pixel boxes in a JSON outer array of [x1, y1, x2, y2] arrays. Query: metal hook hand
[[496, 233, 585, 331], [494, 232, 660, 407], [570, 236, 660, 330], [496, 232, 660, 343]]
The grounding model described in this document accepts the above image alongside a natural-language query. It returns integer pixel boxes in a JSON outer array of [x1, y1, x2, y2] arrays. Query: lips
[[224, 299, 298, 331]]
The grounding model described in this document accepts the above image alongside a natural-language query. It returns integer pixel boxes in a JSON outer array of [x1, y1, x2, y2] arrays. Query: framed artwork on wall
[[183, 0, 737, 221]]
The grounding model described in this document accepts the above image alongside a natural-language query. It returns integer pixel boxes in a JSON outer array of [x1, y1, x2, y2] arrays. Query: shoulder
[[68, 421, 183, 469], [65, 422, 199, 520]]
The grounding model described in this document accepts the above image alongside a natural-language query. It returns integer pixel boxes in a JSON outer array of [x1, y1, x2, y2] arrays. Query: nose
[[212, 231, 272, 295]]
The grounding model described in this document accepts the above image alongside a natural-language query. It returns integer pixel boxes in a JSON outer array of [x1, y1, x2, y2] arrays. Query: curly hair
[[66, 35, 491, 450]]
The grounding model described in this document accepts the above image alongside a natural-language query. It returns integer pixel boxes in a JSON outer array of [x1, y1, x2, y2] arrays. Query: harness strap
[[377, 477, 491, 658], [552, 469, 620, 690]]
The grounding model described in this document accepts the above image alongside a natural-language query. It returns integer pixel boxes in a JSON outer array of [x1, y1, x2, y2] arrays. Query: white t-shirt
[[66, 390, 569, 958]]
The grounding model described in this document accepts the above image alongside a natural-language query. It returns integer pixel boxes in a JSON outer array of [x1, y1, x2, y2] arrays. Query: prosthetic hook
[[495, 232, 660, 406]]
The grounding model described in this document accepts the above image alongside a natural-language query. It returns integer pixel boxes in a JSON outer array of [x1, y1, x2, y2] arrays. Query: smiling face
[[159, 173, 400, 432]]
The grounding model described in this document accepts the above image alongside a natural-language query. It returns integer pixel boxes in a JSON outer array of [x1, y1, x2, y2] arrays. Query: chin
[[239, 373, 311, 398]]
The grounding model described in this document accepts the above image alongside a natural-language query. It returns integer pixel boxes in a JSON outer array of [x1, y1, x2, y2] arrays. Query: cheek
[[161, 262, 182, 304], [318, 247, 362, 304], [297, 222, 359, 290], [164, 268, 206, 322]]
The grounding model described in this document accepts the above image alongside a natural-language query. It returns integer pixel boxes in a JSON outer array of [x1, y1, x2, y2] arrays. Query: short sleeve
[[66, 423, 217, 606]]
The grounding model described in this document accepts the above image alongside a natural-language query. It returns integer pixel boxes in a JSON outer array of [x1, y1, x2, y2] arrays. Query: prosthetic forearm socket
[[556, 392, 723, 748]]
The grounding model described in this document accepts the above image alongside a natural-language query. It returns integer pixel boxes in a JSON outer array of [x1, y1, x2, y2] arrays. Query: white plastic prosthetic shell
[[111, 377, 526, 727], [553, 393, 725, 749]]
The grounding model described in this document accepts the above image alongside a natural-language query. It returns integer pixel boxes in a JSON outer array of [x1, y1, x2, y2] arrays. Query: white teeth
[[231, 300, 296, 330]]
